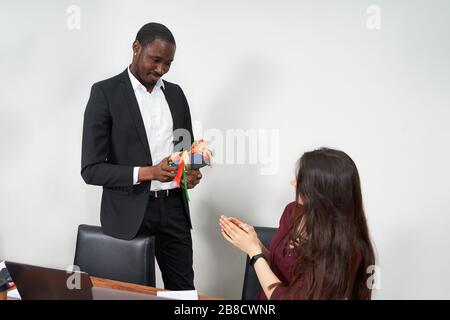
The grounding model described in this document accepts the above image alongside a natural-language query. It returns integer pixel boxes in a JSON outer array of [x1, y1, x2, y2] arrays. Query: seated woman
[[219, 148, 376, 300]]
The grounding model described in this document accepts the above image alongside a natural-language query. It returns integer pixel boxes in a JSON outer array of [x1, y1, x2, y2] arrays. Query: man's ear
[[132, 40, 141, 56]]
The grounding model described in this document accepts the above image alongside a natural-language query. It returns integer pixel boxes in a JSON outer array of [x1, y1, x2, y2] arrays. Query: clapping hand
[[219, 215, 262, 257]]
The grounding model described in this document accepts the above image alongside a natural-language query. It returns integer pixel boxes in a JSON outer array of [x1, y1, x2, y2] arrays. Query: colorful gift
[[168, 140, 212, 200]]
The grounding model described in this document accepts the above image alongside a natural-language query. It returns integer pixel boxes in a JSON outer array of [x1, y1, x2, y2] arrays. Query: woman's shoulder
[[284, 201, 297, 212], [279, 201, 300, 226]]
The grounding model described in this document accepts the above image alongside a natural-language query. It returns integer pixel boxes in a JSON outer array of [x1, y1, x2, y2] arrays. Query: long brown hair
[[284, 148, 375, 299]]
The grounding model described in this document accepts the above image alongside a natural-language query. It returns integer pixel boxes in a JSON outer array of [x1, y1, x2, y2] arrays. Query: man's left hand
[[181, 169, 202, 189]]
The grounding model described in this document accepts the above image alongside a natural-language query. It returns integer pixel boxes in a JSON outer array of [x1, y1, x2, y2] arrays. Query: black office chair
[[74, 224, 156, 286], [241, 226, 277, 300]]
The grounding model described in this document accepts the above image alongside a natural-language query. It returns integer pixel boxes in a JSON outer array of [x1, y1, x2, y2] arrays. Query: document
[[7, 288, 21, 300], [157, 290, 198, 300]]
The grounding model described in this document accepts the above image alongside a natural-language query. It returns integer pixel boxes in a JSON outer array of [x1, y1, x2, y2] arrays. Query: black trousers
[[138, 188, 194, 290]]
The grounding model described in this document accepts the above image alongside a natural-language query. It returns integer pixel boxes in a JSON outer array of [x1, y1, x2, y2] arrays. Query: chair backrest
[[74, 225, 155, 286], [241, 226, 277, 300]]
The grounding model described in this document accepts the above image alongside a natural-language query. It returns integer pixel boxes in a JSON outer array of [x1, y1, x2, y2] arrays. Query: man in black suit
[[81, 23, 202, 290]]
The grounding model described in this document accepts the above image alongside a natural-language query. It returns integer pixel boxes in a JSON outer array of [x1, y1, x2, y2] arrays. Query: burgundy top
[[256, 202, 362, 300]]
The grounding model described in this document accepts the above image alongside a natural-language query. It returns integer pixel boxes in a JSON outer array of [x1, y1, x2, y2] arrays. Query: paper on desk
[[7, 288, 21, 300], [157, 290, 198, 300]]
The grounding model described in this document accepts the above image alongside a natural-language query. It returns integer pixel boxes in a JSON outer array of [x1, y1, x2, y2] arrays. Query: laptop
[[5, 261, 169, 300]]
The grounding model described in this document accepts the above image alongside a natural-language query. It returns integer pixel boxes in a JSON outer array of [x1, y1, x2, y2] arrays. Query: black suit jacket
[[81, 69, 193, 240]]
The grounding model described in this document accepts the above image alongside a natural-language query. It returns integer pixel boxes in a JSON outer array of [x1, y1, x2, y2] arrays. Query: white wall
[[1, 0, 449, 299]]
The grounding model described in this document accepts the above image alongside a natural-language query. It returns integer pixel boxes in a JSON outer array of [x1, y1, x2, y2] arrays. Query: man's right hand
[[138, 156, 177, 182]]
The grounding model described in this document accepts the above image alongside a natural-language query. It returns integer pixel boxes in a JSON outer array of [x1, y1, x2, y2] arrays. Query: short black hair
[[136, 22, 176, 47]]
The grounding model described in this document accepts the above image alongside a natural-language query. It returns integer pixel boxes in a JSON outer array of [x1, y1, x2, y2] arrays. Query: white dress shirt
[[128, 67, 176, 191]]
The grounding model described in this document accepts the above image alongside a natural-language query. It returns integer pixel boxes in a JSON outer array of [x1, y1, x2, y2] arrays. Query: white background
[[1, 0, 449, 299]]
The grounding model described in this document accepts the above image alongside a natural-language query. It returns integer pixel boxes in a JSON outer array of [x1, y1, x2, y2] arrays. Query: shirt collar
[[128, 66, 165, 92]]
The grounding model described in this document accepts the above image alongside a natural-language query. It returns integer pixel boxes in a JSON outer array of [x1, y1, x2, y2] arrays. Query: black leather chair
[[74, 224, 156, 286], [241, 226, 277, 300]]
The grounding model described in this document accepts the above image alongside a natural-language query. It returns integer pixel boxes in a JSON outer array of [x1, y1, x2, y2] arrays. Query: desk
[[1, 259, 221, 300], [90, 276, 221, 300], [5, 276, 221, 300]]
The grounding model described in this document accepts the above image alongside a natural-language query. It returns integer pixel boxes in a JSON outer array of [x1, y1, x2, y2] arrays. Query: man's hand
[[181, 168, 202, 189], [138, 156, 177, 182]]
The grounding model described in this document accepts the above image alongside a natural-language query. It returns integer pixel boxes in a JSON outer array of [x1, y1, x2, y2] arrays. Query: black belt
[[148, 188, 180, 198]]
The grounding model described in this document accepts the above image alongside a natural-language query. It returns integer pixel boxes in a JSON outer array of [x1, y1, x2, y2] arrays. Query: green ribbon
[[183, 165, 190, 201]]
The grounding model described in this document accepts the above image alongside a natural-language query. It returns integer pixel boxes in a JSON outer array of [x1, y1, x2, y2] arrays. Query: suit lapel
[[119, 69, 152, 163], [161, 82, 181, 131]]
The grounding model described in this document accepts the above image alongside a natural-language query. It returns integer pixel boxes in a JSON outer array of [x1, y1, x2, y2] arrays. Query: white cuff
[[133, 166, 141, 185]]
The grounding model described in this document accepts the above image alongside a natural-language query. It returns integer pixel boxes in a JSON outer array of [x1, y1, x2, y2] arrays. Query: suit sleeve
[[81, 83, 134, 187]]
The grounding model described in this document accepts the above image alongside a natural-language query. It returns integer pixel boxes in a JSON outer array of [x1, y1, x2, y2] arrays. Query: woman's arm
[[252, 255, 283, 299], [258, 239, 271, 262]]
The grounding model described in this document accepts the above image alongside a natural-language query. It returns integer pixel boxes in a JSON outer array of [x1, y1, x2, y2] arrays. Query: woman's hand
[[219, 215, 262, 257], [228, 217, 259, 239], [220, 215, 281, 300]]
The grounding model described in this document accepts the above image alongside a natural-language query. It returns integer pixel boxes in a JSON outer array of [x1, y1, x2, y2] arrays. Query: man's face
[[132, 38, 176, 89]]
